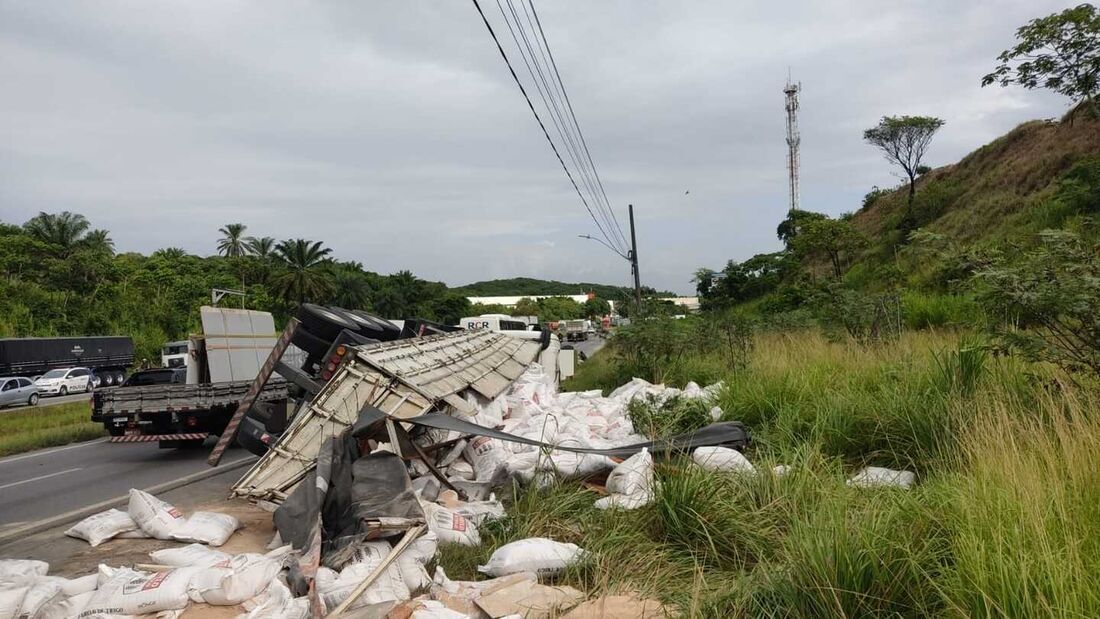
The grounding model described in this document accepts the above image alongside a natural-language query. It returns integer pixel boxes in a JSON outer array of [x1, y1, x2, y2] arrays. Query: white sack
[[37, 590, 94, 619], [15, 580, 62, 619], [594, 492, 653, 510], [150, 544, 231, 568], [84, 565, 196, 616], [239, 580, 309, 619], [421, 502, 480, 547], [446, 460, 475, 482], [847, 467, 916, 489], [0, 587, 28, 619], [462, 436, 507, 482], [65, 509, 141, 547], [189, 553, 281, 605], [172, 511, 241, 546], [477, 538, 586, 578], [454, 496, 506, 527], [127, 489, 186, 539], [693, 447, 755, 474], [316, 552, 410, 613], [0, 560, 48, 583], [394, 533, 437, 593], [38, 573, 99, 597], [605, 449, 653, 497]]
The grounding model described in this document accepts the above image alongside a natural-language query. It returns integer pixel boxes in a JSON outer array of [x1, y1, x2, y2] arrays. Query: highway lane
[[571, 334, 607, 359], [0, 437, 249, 531], [1, 392, 92, 413]]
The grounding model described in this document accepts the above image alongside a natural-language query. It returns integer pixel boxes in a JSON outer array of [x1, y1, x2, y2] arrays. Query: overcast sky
[[0, 1, 1072, 294]]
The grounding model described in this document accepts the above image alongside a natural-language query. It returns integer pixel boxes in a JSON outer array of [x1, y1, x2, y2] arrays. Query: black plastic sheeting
[[365, 408, 752, 458]]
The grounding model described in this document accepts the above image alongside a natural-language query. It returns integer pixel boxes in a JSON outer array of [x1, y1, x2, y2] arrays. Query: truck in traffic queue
[[0, 336, 134, 388], [561, 319, 588, 342]]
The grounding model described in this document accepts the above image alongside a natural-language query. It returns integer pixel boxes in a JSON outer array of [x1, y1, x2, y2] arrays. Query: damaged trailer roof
[[231, 329, 542, 502]]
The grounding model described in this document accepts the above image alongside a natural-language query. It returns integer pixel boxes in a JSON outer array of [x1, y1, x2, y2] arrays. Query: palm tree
[[274, 239, 334, 305], [80, 229, 115, 255], [331, 268, 372, 309], [23, 211, 91, 252], [246, 236, 276, 259], [153, 247, 188, 260], [216, 223, 249, 258]]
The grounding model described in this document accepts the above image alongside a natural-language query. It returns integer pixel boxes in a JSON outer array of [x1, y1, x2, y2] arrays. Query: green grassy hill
[[852, 112, 1100, 249]]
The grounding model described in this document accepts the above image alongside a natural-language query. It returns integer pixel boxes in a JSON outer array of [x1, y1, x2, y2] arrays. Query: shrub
[[974, 230, 1100, 376], [901, 291, 982, 329]]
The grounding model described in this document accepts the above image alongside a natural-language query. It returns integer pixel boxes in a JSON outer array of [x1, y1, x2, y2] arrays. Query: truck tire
[[333, 308, 390, 341], [297, 304, 357, 341], [351, 310, 402, 341], [292, 325, 332, 357], [91, 374, 102, 389], [114, 371, 125, 385]]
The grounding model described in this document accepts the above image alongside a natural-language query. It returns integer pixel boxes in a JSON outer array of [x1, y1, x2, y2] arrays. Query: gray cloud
[[0, 1, 1071, 293]]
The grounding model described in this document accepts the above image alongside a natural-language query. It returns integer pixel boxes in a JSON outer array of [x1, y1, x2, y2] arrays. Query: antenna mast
[[783, 74, 801, 213]]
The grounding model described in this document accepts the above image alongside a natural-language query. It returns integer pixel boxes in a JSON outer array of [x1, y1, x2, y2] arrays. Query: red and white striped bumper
[[109, 433, 208, 443]]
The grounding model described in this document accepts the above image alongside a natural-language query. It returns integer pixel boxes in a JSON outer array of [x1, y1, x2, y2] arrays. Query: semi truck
[[0, 336, 134, 387], [92, 307, 295, 447]]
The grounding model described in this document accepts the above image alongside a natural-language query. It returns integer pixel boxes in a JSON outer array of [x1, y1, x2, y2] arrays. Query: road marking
[[0, 438, 108, 465], [0, 456, 256, 546], [0, 467, 83, 490]]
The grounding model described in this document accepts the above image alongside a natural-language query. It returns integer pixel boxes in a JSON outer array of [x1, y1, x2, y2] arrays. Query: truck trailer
[[0, 336, 134, 387]]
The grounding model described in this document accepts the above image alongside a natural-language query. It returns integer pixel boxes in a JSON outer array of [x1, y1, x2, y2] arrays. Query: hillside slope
[[852, 114, 1100, 246]]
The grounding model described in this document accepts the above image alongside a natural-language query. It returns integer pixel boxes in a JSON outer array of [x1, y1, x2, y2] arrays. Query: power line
[[495, 0, 620, 253], [496, 0, 625, 255], [469, 0, 618, 251], [525, 0, 629, 251], [513, 0, 624, 253]]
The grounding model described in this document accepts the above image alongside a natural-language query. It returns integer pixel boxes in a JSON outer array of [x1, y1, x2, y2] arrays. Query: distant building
[[466, 294, 700, 314]]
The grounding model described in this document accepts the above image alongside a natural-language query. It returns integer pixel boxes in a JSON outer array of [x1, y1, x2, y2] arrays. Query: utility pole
[[628, 204, 641, 307]]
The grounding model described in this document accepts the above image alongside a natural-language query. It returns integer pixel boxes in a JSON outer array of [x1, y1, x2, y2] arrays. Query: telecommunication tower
[[783, 76, 801, 213]]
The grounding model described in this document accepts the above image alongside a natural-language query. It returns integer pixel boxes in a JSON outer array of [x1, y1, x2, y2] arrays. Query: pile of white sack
[[0, 545, 293, 619], [63, 489, 241, 547], [420, 365, 723, 493]]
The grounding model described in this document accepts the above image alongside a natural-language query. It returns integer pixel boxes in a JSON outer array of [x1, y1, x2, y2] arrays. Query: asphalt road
[[572, 335, 607, 359], [1, 392, 92, 413], [0, 437, 251, 532]]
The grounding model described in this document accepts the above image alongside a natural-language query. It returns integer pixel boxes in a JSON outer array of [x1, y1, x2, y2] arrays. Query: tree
[[79, 229, 114, 255], [273, 239, 334, 306], [776, 209, 828, 247], [216, 223, 249, 258], [983, 4, 1100, 117], [511, 297, 540, 317], [791, 218, 868, 279], [583, 297, 611, 318], [863, 116, 945, 223], [330, 267, 372, 310], [23, 211, 91, 253], [246, 236, 276, 259]]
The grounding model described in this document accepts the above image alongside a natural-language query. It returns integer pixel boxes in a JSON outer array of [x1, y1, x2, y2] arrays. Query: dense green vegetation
[[0, 216, 482, 359], [0, 401, 104, 457]]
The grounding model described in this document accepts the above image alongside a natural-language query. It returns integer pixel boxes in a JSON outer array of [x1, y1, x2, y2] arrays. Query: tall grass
[[0, 400, 103, 456], [442, 330, 1100, 617]]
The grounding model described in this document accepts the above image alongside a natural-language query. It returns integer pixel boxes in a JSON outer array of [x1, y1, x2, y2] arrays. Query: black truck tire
[[297, 304, 357, 341], [351, 310, 402, 341], [291, 325, 333, 357], [334, 308, 397, 342]]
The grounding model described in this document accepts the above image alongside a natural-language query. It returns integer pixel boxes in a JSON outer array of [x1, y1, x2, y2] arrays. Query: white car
[[34, 367, 93, 396]]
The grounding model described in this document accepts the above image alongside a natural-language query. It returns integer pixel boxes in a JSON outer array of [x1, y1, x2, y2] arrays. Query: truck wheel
[[296, 304, 357, 341], [102, 374, 114, 387], [351, 311, 401, 341], [292, 325, 332, 357], [107, 425, 124, 437], [91, 374, 102, 389], [27, 393, 39, 406], [114, 371, 125, 385]]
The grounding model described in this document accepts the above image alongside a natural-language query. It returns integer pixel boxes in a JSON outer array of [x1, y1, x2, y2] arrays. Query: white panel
[[200, 306, 278, 383]]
